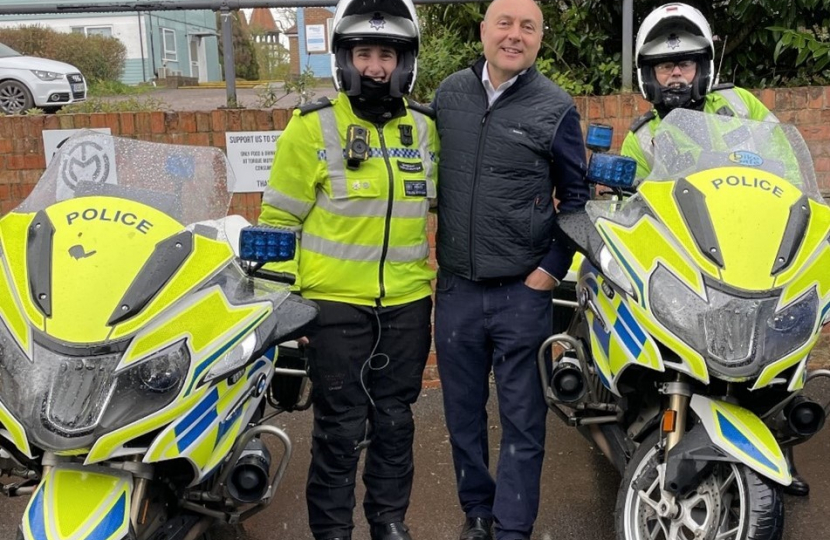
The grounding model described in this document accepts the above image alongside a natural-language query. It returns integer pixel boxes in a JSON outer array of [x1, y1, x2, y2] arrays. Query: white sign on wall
[[225, 131, 282, 193], [306, 24, 327, 53]]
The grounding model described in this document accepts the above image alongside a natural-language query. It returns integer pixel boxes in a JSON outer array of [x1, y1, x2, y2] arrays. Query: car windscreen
[[0, 43, 21, 57]]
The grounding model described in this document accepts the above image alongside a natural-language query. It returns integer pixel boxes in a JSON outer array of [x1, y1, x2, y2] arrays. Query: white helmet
[[635, 3, 715, 109], [330, 0, 420, 98]]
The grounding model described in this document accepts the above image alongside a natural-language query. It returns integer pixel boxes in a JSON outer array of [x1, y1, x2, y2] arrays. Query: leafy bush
[[0, 25, 125, 83], [88, 80, 154, 97], [216, 10, 259, 81], [59, 97, 169, 114]]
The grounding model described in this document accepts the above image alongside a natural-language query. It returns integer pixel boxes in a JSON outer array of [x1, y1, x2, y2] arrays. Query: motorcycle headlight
[[650, 265, 815, 380], [98, 340, 190, 433], [762, 289, 818, 362]]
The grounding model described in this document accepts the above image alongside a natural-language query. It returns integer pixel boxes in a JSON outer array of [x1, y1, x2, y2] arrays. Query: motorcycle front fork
[[660, 375, 693, 453]]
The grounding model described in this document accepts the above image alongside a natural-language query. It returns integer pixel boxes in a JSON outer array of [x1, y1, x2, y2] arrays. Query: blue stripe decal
[[187, 311, 269, 394], [616, 301, 646, 345], [174, 388, 219, 437], [821, 301, 830, 322], [178, 407, 219, 451], [592, 316, 611, 357], [215, 404, 244, 449], [248, 358, 268, 380], [613, 318, 643, 358], [717, 411, 779, 474], [27, 487, 47, 540], [604, 237, 645, 299], [86, 491, 127, 540]]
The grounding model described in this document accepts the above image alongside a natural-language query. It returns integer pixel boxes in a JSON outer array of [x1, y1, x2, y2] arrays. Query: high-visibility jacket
[[622, 85, 777, 180], [259, 94, 438, 307]]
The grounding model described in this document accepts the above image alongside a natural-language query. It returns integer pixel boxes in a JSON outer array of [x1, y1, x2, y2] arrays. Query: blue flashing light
[[239, 226, 296, 263], [587, 153, 637, 188], [586, 123, 613, 153]]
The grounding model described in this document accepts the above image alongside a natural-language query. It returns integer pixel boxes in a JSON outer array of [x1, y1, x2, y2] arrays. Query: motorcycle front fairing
[[0, 132, 313, 536], [560, 110, 830, 485]]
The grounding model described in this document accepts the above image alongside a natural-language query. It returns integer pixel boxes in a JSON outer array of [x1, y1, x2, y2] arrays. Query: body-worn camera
[[346, 124, 370, 169]]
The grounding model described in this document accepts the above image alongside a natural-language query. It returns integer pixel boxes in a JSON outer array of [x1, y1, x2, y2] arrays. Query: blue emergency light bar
[[586, 123, 613, 153], [587, 153, 638, 189], [239, 226, 296, 263]]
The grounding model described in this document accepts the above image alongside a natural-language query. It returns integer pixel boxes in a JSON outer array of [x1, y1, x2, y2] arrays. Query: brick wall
[[2, 85, 830, 383]]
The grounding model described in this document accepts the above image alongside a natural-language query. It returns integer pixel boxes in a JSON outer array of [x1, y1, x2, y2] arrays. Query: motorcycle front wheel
[[615, 432, 783, 540]]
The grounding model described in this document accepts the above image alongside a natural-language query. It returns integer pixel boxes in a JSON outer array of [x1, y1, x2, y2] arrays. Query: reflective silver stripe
[[763, 111, 779, 123], [636, 126, 654, 168], [717, 88, 749, 118], [302, 233, 428, 263], [409, 109, 435, 185], [262, 186, 314, 219], [318, 107, 348, 198], [316, 190, 428, 218]]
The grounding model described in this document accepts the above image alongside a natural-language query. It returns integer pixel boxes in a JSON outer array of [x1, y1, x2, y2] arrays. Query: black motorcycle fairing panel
[[771, 195, 810, 275], [673, 178, 725, 268], [664, 421, 732, 497], [27, 210, 55, 318], [107, 230, 194, 326], [558, 210, 605, 268]]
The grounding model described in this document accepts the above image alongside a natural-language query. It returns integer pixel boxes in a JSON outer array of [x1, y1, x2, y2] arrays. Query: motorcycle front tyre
[[614, 431, 783, 540]]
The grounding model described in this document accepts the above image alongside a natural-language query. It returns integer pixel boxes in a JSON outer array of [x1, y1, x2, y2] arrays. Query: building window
[[70, 26, 113, 37], [162, 28, 177, 61]]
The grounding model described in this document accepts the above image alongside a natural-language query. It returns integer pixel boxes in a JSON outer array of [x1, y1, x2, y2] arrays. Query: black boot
[[783, 446, 810, 496], [370, 522, 412, 540], [459, 517, 493, 540]]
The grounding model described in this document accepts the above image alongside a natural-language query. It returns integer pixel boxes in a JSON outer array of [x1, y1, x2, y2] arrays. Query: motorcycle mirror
[[239, 226, 296, 263], [586, 153, 638, 189]]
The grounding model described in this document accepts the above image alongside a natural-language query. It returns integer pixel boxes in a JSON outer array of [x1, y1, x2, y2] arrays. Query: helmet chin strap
[[655, 82, 703, 117]]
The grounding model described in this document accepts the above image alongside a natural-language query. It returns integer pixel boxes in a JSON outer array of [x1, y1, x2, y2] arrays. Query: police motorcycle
[[540, 108, 830, 540], [0, 131, 318, 540]]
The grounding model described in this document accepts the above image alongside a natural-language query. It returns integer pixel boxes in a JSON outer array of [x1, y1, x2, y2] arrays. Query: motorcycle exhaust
[[226, 439, 272, 504], [784, 396, 826, 437], [549, 356, 586, 403]]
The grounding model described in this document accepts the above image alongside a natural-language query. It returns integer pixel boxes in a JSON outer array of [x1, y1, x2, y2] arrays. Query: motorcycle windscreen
[[22, 466, 131, 540]]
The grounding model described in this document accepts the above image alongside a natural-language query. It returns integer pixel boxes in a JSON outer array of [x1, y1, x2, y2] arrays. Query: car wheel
[[0, 80, 34, 114]]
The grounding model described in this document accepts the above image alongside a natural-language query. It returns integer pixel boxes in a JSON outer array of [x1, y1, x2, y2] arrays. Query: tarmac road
[[1, 387, 828, 540]]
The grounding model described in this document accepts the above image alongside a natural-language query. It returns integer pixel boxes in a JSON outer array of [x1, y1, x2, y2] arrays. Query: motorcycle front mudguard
[[21, 465, 132, 540], [663, 394, 791, 494]]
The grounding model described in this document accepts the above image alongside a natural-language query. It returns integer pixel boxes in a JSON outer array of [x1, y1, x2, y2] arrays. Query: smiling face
[[351, 44, 398, 83], [480, 0, 543, 87]]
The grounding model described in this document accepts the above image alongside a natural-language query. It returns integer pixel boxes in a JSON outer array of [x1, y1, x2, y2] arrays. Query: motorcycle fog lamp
[[599, 245, 634, 296], [204, 332, 258, 383], [239, 226, 296, 263]]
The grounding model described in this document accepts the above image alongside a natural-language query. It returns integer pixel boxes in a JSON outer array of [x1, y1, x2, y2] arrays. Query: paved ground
[[1, 386, 829, 540]]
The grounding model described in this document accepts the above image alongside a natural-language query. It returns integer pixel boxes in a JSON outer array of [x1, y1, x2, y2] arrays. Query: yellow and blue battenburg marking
[[23, 467, 131, 540], [691, 395, 791, 485], [581, 270, 662, 396]]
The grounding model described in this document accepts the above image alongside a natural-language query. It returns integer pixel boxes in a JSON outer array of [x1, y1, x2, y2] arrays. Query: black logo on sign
[[59, 140, 111, 192]]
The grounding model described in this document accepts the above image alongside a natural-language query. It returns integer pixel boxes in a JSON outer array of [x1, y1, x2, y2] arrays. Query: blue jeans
[[435, 269, 551, 540]]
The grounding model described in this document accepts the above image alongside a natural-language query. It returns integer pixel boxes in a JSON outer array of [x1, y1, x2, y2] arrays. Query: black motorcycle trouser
[[303, 297, 432, 540]]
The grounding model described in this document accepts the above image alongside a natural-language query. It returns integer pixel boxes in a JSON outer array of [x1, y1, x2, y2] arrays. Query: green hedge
[[0, 25, 126, 83]]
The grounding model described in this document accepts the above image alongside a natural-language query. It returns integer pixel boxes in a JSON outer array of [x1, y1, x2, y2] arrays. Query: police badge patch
[[369, 12, 386, 30], [666, 33, 681, 50]]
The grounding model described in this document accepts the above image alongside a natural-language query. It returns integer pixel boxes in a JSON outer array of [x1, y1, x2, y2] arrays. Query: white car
[[0, 42, 87, 114]]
